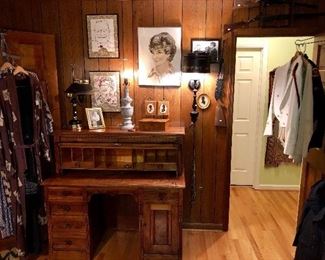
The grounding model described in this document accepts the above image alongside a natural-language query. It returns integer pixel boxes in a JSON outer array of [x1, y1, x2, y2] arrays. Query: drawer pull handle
[[64, 223, 72, 229], [59, 205, 71, 212], [65, 240, 73, 245]]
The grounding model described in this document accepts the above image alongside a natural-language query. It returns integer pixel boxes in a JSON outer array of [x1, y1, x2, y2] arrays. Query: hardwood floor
[[35, 186, 299, 260], [182, 187, 298, 260]]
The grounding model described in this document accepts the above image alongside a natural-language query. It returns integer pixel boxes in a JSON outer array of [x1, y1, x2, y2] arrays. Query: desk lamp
[[65, 66, 93, 131]]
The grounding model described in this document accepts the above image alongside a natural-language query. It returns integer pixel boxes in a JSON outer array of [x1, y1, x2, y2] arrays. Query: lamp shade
[[182, 52, 210, 73], [65, 80, 93, 95]]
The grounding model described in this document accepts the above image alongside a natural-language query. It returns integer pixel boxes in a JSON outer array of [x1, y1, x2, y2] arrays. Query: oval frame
[[197, 93, 211, 110]]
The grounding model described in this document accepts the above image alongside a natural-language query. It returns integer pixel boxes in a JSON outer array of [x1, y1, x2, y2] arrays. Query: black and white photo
[[191, 38, 220, 63], [85, 107, 105, 129]]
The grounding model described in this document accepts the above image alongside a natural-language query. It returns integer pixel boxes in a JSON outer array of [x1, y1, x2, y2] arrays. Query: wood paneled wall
[[2, 0, 324, 230]]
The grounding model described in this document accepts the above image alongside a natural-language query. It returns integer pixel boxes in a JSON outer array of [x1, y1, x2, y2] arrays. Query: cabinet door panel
[[143, 202, 179, 255]]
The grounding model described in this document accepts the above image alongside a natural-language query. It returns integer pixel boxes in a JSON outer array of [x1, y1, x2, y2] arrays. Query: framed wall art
[[197, 94, 210, 110], [145, 100, 157, 116], [191, 38, 220, 63], [85, 107, 105, 129], [89, 71, 121, 112], [87, 14, 119, 58], [157, 100, 169, 116], [138, 27, 182, 86]]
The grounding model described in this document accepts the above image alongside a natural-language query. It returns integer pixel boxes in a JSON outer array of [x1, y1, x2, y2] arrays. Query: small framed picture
[[191, 38, 220, 63], [89, 71, 121, 112], [145, 100, 157, 116], [157, 101, 169, 116], [85, 107, 105, 129], [197, 94, 210, 110], [87, 14, 119, 58]]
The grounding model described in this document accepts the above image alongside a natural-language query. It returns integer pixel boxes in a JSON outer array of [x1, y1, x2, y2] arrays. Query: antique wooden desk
[[42, 128, 185, 260]]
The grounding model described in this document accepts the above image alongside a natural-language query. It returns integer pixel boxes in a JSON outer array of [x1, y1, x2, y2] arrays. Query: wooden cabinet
[[44, 128, 185, 260]]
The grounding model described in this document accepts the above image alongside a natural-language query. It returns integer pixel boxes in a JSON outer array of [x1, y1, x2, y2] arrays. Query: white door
[[231, 49, 262, 185]]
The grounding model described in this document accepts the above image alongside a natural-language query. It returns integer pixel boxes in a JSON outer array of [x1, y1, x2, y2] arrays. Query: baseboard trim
[[253, 184, 300, 191]]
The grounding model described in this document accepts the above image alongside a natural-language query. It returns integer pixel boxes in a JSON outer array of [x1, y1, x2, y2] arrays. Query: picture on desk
[[145, 100, 157, 116], [157, 100, 169, 116], [86, 107, 105, 129]]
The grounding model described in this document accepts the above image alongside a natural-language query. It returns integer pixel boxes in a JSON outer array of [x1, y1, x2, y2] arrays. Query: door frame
[[233, 39, 268, 188]]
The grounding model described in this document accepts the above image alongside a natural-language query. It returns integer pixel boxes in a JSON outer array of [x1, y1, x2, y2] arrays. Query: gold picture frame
[[85, 107, 105, 129], [157, 100, 169, 116], [145, 100, 157, 116]]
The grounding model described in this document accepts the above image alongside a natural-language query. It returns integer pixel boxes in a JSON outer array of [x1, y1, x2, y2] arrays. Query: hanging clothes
[[265, 70, 293, 167], [0, 70, 53, 257], [264, 54, 313, 163]]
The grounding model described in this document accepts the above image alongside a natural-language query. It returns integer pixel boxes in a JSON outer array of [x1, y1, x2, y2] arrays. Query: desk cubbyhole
[[61, 148, 72, 163], [167, 150, 177, 162], [105, 149, 133, 169], [144, 150, 156, 162], [94, 149, 106, 168], [83, 148, 94, 162], [72, 148, 82, 162]]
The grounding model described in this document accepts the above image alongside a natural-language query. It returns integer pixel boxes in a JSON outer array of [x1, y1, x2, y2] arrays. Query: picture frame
[[157, 100, 169, 116], [191, 38, 220, 63], [89, 71, 121, 112], [138, 27, 182, 86], [145, 100, 157, 116], [87, 14, 119, 58], [197, 94, 210, 110], [85, 107, 105, 129]]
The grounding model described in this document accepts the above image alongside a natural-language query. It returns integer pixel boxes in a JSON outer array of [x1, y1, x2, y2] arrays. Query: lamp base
[[69, 119, 82, 131]]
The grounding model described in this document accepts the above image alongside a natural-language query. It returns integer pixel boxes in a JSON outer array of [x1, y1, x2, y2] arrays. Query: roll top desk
[[42, 128, 185, 260]]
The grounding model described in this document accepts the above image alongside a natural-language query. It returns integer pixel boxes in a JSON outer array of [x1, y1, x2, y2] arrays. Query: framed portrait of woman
[[87, 14, 119, 58], [138, 27, 182, 86], [89, 71, 121, 112]]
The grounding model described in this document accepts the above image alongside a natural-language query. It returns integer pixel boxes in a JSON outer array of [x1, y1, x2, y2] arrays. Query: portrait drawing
[[138, 27, 182, 86]]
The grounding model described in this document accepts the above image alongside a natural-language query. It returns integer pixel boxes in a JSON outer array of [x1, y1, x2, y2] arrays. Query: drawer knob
[[60, 205, 71, 212], [65, 240, 72, 245], [64, 223, 72, 229]]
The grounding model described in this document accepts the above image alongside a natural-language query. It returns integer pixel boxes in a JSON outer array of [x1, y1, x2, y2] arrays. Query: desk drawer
[[50, 203, 86, 215], [51, 216, 87, 238], [47, 188, 84, 202], [52, 237, 87, 251]]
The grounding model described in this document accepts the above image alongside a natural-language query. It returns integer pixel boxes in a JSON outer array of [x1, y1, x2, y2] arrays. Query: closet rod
[[295, 36, 325, 46]]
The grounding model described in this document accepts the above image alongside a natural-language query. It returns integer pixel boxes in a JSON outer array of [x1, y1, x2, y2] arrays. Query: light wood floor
[[37, 186, 299, 260]]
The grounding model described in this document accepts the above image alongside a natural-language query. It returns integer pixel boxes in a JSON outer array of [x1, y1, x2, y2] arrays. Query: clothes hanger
[[13, 65, 29, 76]]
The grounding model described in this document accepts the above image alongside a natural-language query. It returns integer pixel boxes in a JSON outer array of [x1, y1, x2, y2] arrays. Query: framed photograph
[[89, 71, 121, 112], [138, 27, 182, 86], [87, 14, 119, 58], [85, 107, 105, 129], [157, 100, 169, 116], [197, 94, 210, 110], [191, 38, 220, 63], [145, 100, 157, 116]]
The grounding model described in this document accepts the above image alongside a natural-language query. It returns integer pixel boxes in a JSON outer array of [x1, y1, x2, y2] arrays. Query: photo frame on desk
[[87, 14, 119, 58], [85, 107, 105, 129]]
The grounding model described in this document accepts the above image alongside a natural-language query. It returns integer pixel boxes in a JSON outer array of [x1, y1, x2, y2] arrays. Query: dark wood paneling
[[2, 0, 325, 234]]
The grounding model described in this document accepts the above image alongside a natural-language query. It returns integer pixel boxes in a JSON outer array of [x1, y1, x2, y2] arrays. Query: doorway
[[230, 37, 312, 189]]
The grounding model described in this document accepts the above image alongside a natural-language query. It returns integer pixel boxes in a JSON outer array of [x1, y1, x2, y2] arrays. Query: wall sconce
[[183, 52, 210, 124], [182, 52, 210, 205]]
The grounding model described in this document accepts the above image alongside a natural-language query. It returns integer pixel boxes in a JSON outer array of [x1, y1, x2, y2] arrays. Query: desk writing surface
[[42, 172, 185, 189]]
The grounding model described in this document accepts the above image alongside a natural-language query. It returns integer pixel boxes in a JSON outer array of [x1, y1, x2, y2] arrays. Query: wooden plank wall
[[1, 0, 325, 231], [0, 0, 233, 229]]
